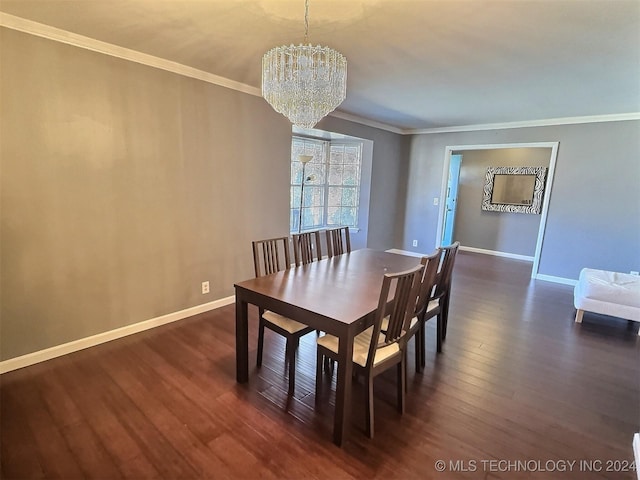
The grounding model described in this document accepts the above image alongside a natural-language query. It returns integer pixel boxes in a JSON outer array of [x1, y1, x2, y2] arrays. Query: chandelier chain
[[304, 0, 309, 43], [261, 0, 347, 129]]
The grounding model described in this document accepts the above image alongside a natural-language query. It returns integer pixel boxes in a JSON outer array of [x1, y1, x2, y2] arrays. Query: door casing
[[435, 142, 559, 279]]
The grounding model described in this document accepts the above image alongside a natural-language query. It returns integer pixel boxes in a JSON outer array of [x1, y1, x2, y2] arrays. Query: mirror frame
[[482, 166, 547, 214]]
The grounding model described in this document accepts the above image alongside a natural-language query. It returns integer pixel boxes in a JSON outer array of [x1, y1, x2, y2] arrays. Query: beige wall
[[0, 28, 408, 361], [316, 116, 410, 250], [453, 148, 551, 256], [1, 29, 294, 360], [403, 121, 640, 279]]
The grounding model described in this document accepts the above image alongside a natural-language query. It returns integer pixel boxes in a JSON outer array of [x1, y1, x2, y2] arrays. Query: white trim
[[435, 154, 450, 249], [446, 142, 560, 150], [458, 245, 534, 262], [534, 274, 578, 286], [0, 13, 262, 96], [327, 111, 405, 134], [633, 433, 640, 480], [531, 142, 558, 277], [4, 13, 635, 137], [408, 113, 640, 134], [386, 248, 425, 258], [0, 296, 235, 374], [0, 13, 404, 135], [436, 142, 559, 280], [389, 247, 579, 286]]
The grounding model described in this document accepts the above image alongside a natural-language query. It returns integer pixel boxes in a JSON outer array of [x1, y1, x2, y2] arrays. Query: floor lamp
[[298, 155, 313, 233]]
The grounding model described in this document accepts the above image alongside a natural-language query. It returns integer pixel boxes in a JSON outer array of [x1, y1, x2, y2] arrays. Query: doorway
[[435, 143, 559, 279], [441, 154, 462, 246]]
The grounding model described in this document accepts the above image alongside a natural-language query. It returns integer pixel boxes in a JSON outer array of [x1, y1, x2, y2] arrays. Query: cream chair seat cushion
[[317, 325, 400, 368], [381, 315, 419, 331], [426, 299, 440, 313], [378, 299, 440, 336], [262, 310, 310, 333], [378, 297, 440, 332]]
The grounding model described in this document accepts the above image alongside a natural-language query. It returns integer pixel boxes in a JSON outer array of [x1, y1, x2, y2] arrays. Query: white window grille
[[290, 136, 363, 233]]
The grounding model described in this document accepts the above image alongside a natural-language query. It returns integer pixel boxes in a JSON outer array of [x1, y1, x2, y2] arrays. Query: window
[[290, 136, 363, 233]]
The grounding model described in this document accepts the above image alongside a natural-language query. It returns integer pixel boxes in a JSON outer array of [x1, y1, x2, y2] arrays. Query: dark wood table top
[[234, 248, 423, 446], [235, 248, 422, 329]]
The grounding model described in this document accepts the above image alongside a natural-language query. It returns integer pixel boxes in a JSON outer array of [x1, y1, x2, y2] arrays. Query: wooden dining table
[[234, 248, 421, 446]]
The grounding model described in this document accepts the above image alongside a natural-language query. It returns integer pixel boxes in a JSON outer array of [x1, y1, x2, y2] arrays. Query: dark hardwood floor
[[2, 252, 639, 479]]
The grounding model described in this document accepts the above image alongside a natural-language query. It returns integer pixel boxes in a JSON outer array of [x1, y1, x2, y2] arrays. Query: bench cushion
[[574, 268, 640, 321]]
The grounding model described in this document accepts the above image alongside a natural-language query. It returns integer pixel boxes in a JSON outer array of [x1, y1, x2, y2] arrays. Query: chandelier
[[261, 0, 347, 129]]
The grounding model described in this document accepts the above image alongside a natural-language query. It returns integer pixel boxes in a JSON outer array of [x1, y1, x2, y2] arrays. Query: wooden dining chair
[[315, 263, 424, 438], [403, 250, 441, 374], [438, 241, 460, 343], [291, 230, 323, 266], [378, 251, 439, 380], [252, 236, 315, 394], [325, 226, 351, 258], [417, 241, 460, 362]]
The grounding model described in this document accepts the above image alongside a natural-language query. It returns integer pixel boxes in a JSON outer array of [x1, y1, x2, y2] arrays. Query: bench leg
[[574, 309, 584, 323]]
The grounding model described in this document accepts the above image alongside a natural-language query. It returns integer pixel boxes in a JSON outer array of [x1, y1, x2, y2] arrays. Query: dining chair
[[378, 250, 439, 380], [438, 241, 460, 343], [417, 241, 460, 362], [252, 236, 315, 394], [325, 226, 351, 258], [315, 263, 424, 438], [402, 250, 441, 374], [291, 230, 323, 266]]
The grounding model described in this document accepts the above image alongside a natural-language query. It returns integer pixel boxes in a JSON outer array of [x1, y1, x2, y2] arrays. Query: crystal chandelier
[[261, 0, 347, 129]]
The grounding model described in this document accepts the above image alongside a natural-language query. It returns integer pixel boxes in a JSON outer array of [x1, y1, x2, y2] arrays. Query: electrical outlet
[[433, 197, 439, 206], [631, 271, 639, 276], [201, 281, 210, 294], [412, 240, 418, 247]]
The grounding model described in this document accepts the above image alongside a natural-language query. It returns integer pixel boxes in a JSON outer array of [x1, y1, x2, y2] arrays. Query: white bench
[[574, 268, 640, 334]]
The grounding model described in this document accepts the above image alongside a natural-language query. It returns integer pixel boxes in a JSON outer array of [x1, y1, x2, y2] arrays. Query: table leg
[[235, 293, 249, 383], [333, 331, 354, 446]]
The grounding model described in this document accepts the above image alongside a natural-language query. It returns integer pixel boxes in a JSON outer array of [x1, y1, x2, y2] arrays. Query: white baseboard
[[389, 247, 578, 287], [459, 245, 534, 262], [389, 246, 534, 262], [534, 274, 578, 286], [450, 246, 582, 287], [0, 295, 235, 374], [386, 248, 425, 258]]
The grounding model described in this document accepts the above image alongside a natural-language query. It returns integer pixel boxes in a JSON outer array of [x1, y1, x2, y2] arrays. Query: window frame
[[290, 135, 363, 234]]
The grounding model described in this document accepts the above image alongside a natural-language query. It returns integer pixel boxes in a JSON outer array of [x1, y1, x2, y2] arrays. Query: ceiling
[[1, 0, 639, 132]]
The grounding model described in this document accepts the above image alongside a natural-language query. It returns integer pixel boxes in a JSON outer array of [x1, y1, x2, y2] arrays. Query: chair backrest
[[325, 226, 351, 258], [414, 250, 442, 319], [291, 231, 323, 266], [366, 264, 424, 369], [252, 236, 292, 278], [434, 241, 460, 298]]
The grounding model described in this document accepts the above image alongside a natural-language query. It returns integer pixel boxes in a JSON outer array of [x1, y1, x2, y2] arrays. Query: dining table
[[234, 248, 421, 446]]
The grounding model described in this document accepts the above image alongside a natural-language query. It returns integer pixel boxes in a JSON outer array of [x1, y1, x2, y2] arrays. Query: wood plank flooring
[[2, 252, 639, 479]]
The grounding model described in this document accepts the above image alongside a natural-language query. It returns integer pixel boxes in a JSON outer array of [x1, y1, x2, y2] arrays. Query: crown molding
[[0, 13, 261, 97], [3, 13, 638, 136], [327, 110, 406, 134], [0, 13, 403, 134], [407, 112, 640, 135]]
